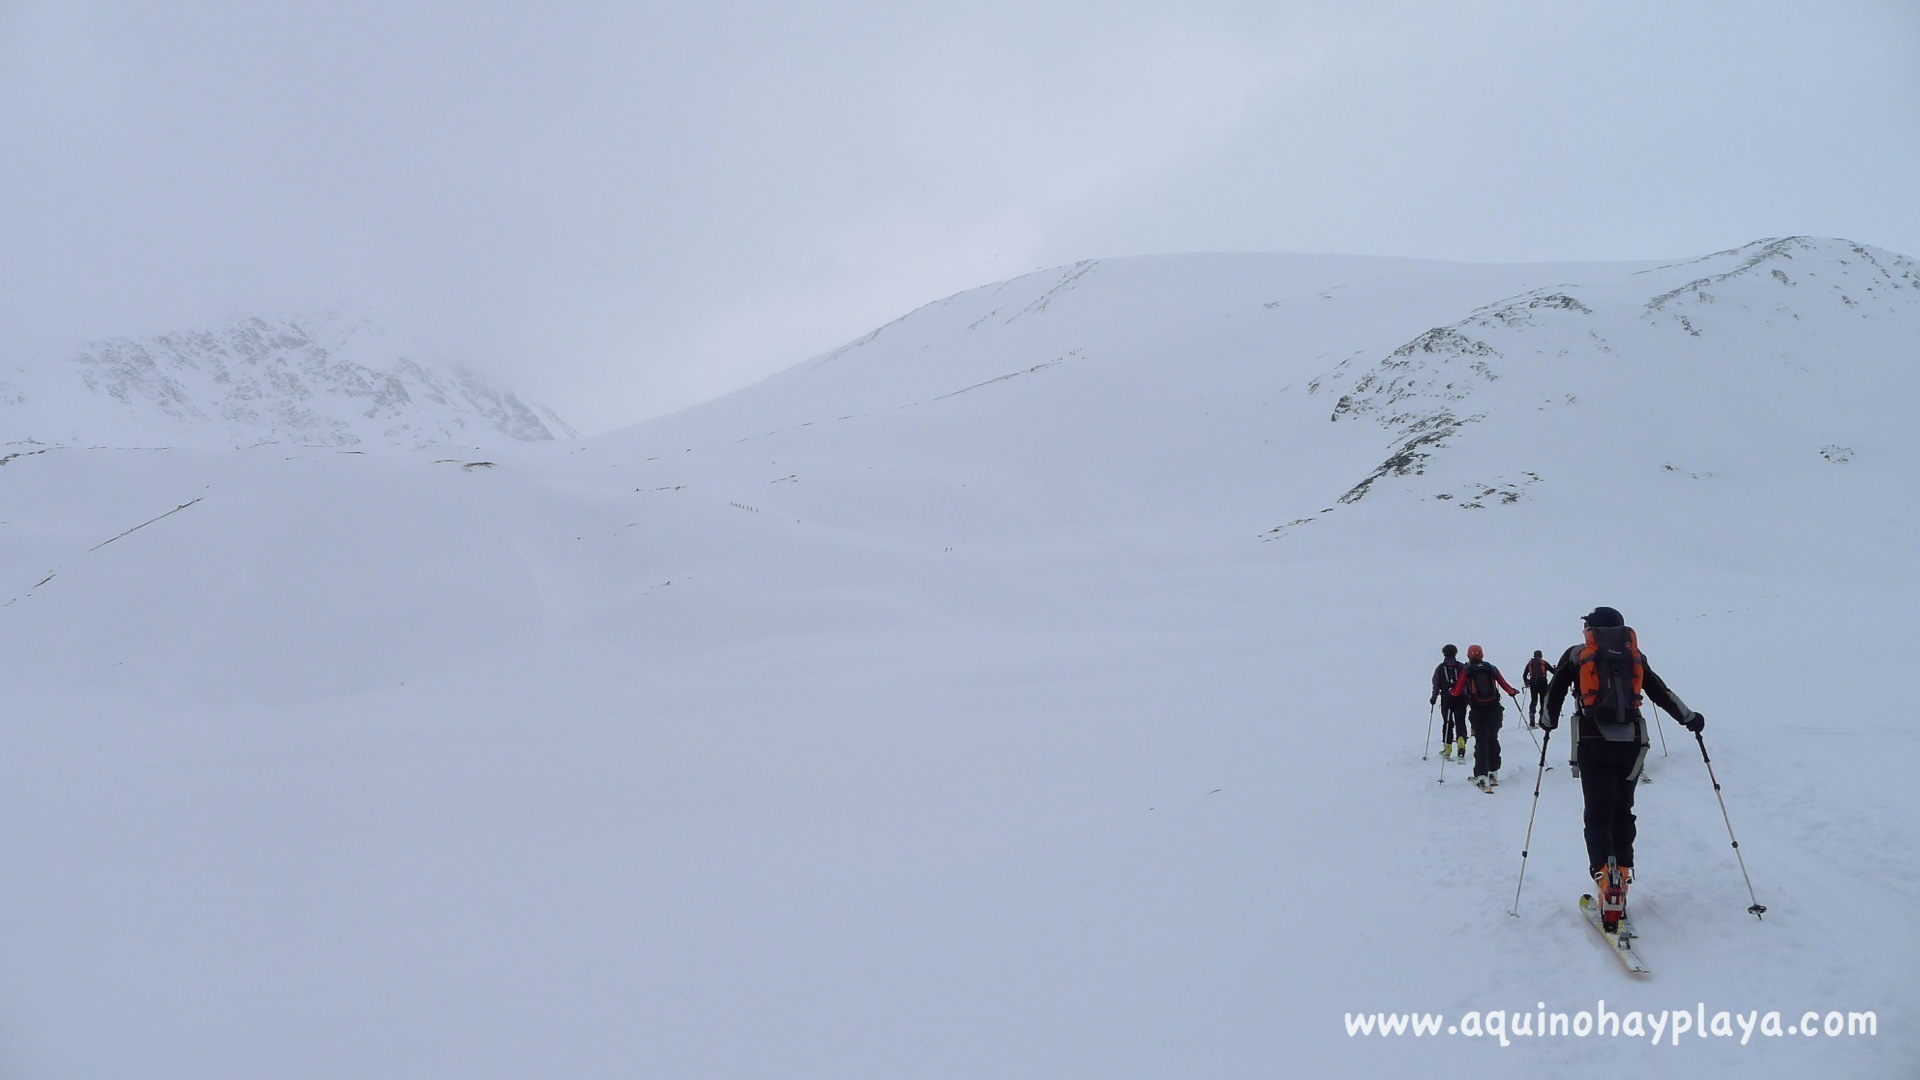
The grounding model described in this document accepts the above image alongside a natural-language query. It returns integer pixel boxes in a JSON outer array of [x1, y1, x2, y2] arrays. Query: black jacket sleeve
[[1640, 662, 1692, 721], [1544, 646, 1581, 720]]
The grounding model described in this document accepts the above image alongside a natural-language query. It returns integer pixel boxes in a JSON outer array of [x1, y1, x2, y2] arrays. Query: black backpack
[[1465, 662, 1501, 704]]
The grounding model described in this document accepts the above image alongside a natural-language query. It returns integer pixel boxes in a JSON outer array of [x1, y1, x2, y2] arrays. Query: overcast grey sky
[[3, 1, 1916, 433]]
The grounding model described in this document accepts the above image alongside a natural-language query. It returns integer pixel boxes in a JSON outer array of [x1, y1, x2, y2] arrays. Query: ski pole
[[1508, 691, 1539, 750], [1423, 699, 1436, 761], [1653, 707, 1670, 757], [1694, 730, 1767, 919], [1508, 728, 1552, 916]]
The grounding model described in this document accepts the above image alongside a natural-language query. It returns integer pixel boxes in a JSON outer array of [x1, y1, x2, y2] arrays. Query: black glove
[[1684, 711, 1706, 733], [1430, 692, 1438, 705], [1540, 713, 1558, 732]]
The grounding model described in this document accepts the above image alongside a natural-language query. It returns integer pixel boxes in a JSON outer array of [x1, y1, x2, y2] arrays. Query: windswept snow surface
[[2, 238, 1916, 1078]]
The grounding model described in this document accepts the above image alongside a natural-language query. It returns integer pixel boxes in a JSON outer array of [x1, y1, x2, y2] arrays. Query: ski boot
[[1594, 858, 1630, 933], [1487, 770, 1499, 788], [1454, 736, 1467, 759]]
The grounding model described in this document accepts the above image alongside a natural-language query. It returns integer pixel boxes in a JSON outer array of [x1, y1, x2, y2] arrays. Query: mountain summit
[[1, 311, 575, 449]]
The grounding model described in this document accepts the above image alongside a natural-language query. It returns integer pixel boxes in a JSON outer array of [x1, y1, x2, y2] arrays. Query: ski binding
[[1579, 893, 1650, 973]]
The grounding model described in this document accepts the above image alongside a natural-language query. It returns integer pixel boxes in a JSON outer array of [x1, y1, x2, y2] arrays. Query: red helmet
[[1466, 644, 1485, 661]]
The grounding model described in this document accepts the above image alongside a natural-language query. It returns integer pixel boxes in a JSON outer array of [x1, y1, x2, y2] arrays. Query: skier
[[1429, 645, 1468, 762], [1523, 650, 1553, 728], [1541, 606, 1705, 931], [1450, 645, 1518, 791]]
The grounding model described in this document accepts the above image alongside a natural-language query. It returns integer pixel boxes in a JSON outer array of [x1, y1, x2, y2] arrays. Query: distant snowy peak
[[1645, 234, 1917, 299], [3, 313, 576, 450], [1323, 237, 1918, 424], [1300, 236, 1920, 507]]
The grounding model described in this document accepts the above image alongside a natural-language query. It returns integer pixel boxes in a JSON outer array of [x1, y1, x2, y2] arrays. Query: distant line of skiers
[[1427, 606, 1707, 932]]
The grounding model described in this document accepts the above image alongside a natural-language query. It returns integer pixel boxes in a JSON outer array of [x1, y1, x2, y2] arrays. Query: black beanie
[[1583, 606, 1625, 628], [1442, 644, 1458, 657]]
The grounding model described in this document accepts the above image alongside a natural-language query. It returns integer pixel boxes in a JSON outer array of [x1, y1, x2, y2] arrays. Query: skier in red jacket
[[1451, 644, 1519, 791]]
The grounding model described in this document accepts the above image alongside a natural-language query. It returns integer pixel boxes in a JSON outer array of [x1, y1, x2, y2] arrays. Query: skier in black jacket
[[1429, 645, 1467, 762], [1522, 650, 1553, 728], [1543, 606, 1705, 930]]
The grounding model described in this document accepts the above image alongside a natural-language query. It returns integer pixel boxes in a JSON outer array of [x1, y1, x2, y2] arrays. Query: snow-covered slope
[[0, 239, 1914, 1079], [0, 311, 576, 449]]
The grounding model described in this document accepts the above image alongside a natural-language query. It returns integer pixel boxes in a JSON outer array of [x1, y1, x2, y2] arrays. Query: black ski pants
[[1468, 700, 1503, 776], [1577, 737, 1648, 873], [1526, 681, 1550, 724], [1440, 697, 1468, 746]]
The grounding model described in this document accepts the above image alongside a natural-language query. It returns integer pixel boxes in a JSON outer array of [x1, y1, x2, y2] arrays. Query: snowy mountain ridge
[[1298, 236, 1920, 514], [613, 235, 1915, 560], [0, 311, 575, 449]]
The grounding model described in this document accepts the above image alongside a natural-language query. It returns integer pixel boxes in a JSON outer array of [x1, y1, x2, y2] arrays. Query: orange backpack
[[1577, 626, 1644, 725]]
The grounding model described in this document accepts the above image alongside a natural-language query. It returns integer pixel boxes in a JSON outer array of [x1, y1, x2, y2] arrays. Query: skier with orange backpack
[[1449, 645, 1519, 792], [1542, 606, 1705, 932]]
